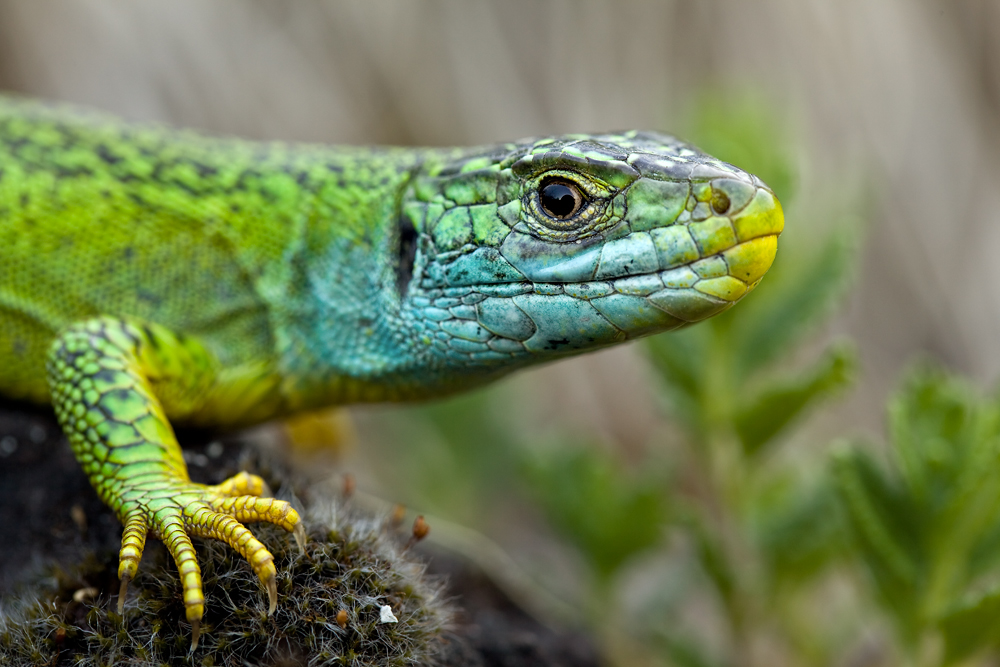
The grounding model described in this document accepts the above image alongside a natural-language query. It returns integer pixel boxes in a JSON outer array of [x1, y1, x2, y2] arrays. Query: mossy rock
[[0, 501, 453, 666], [0, 401, 600, 667]]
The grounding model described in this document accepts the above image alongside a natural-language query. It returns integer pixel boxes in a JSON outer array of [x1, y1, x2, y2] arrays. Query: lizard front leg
[[46, 317, 302, 650]]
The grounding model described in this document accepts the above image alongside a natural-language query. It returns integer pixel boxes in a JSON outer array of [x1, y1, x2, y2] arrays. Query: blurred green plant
[[352, 389, 522, 526], [835, 366, 1000, 666], [522, 444, 669, 586]]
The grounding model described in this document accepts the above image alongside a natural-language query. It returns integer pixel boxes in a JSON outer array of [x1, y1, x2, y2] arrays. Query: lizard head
[[398, 132, 783, 374]]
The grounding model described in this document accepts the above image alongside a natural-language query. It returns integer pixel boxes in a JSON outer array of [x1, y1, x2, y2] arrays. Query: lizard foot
[[114, 471, 302, 651]]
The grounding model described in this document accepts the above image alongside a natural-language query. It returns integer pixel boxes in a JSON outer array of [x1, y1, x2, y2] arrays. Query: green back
[[0, 96, 415, 403]]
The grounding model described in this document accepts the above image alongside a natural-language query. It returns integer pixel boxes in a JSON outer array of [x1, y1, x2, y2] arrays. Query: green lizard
[[0, 94, 783, 648]]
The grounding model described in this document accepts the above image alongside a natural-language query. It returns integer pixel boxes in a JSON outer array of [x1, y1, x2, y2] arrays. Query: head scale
[[396, 131, 783, 388]]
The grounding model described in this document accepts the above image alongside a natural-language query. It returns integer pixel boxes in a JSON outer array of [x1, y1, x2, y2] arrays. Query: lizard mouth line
[[471, 233, 780, 311]]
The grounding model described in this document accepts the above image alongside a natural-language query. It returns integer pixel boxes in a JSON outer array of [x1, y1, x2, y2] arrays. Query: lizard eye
[[539, 178, 585, 220], [521, 169, 614, 240]]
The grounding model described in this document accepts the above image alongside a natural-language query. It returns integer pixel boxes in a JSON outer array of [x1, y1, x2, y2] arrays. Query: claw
[[266, 575, 277, 616], [117, 511, 147, 613], [294, 523, 307, 554], [190, 618, 200, 652], [117, 574, 130, 615]]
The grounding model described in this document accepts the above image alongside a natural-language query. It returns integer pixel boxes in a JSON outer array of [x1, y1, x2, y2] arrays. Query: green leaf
[[753, 476, 846, 585], [832, 445, 923, 636], [964, 520, 1000, 584], [940, 586, 1000, 664], [734, 342, 856, 456], [888, 366, 990, 511], [522, 446, 668, 581], [884, 366, 1000, 580]]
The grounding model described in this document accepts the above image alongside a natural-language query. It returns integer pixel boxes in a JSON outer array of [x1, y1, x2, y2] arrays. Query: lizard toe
[[184, 502, 279, 613], [209, 494, 301, 533], [116, 509, 150, 614], [208, 470, 270, 498], [210, 492, 306, 552], [153, 510, 205, 650]]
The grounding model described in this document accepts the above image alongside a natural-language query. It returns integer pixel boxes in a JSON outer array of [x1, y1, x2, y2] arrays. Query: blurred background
[[2, 2, 1000, 666]]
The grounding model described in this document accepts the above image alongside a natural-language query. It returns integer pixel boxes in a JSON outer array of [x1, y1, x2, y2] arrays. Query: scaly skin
[[0, 94, 784, 648]]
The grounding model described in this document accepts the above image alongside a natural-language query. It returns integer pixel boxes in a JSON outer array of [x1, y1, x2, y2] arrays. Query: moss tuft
[[0, 501, 453, 666]]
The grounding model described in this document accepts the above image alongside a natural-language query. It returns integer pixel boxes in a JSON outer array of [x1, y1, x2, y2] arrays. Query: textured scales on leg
[[46, 317, 302, 650]]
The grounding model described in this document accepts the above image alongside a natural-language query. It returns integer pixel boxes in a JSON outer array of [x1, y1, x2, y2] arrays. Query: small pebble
[[73, 587, 98, 603], [0, 436, 17, 457], [379, 605, 398, 624]]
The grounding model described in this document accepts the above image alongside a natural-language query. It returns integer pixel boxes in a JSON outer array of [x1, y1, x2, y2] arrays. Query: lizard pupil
[[539, 179, 583, 219]]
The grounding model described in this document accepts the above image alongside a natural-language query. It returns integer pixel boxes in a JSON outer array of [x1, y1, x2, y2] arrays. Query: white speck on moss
[[379, 605, 398, 623]]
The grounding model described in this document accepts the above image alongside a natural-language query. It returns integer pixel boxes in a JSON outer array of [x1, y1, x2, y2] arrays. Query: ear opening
[[395, 212, 418, 297]]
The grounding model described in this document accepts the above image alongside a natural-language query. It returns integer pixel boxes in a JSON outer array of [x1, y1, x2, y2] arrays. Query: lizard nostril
[[710, 189, 731, 215]]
